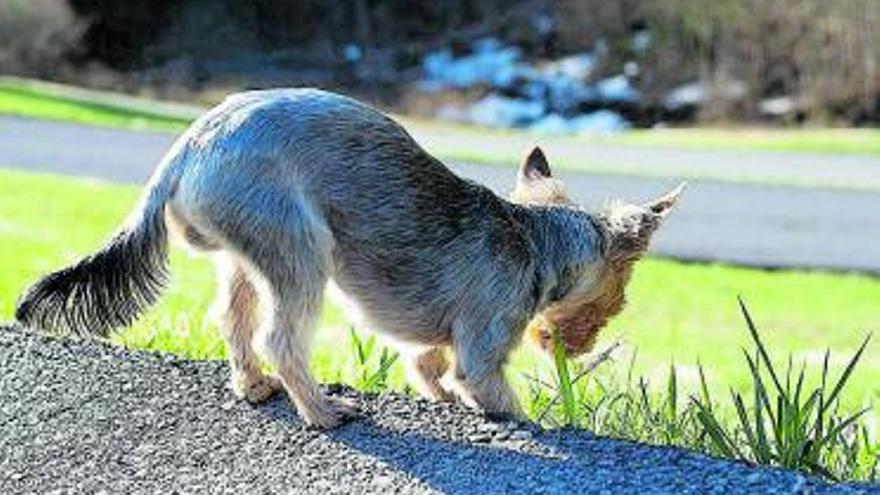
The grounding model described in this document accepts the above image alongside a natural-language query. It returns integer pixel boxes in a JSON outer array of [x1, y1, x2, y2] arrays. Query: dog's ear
[[601, 183, 685, 260], [511, 146, 570, 205], [518, 146, 552, 182], [643, 182, 686, 218]]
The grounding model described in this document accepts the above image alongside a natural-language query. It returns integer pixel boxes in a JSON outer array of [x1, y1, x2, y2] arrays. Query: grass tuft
[[552, 327, 578, 425], [522, 298, 876, 482], [692, 297, 876, 481], [348, 327, 399, 393]]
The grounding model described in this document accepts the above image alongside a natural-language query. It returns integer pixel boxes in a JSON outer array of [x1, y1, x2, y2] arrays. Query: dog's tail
[[15, 153, 187, 337]]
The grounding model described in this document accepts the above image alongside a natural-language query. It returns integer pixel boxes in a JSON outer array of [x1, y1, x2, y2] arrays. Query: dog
[[16, 89, 683, 428]]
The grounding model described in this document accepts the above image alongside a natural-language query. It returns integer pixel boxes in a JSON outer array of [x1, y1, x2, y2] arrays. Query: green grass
[[403, 114, 880, 159], [539, 319, 878, 481], [613, 127, 880, 156], [0, 80, 190, 132], [396, 117, 880, 192], [4, 77, 880, 192], [692, 299, 874, 480]]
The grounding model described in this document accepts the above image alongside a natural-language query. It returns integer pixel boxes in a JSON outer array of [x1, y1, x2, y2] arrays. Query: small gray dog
[[17, 89, 682, 428]]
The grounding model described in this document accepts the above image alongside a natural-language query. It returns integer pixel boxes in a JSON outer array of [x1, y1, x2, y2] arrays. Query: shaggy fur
[[526, 188, 685, 356], [16, 89, 682, 428]]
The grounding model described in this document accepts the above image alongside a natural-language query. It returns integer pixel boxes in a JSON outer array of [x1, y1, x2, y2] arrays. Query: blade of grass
[[819, 334, 872, 418], [697, 361, 712, 408], [693, 399, 744, 460], [731, 390, 763, 462], [535, 341, 619, 423], [667, 363, 678, 420], [552, 327, 577, 425], [738, 297, 785, 397], [745, 351, 779, 445]]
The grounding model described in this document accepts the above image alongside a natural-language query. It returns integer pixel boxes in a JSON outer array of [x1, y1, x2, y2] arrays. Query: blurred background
[[3, 0, 879, 127]]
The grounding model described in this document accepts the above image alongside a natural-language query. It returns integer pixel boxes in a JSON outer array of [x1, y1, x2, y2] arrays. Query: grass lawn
[[614, 127, 880, 156], [0, 79, 191, 132], [2, 167, 877, 418]]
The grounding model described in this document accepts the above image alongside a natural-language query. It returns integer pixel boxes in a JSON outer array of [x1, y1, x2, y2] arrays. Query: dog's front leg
[[450, 318, 526, 421]]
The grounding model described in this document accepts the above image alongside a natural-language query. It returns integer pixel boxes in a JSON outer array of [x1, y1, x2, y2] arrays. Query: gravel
[[0, 324, 876, 494]]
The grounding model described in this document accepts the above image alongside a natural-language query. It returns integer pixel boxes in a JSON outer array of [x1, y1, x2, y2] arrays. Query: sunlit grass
[[0, 81, 190, 132], [614, 127, 880, 156], [692, 299, 874, 481], [536, 310, 878, 482]]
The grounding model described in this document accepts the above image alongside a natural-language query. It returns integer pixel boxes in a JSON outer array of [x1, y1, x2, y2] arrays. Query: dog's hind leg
[[176, 166, 352, 427], [213, 254, 280, 403], [234, 197, 353, 429], [404, 346, 455, 402], [255, 256, 356, 428]]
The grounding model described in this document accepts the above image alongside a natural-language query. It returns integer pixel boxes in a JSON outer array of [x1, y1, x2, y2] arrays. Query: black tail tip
[[14, 293, 34, 327]]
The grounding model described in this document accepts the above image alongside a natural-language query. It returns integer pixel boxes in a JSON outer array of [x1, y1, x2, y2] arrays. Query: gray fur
[[16, 89, 680, 427]]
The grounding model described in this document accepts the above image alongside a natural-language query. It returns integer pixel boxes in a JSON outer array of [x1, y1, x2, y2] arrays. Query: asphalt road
[[1, 115, 879, 272], [2, 325, 875, 494]]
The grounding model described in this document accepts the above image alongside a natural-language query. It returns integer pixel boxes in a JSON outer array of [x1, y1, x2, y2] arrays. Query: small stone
[[372, 475, 394, 488], [746, 472, 762, 484], [478, 422, 501, 433], [791, 474, 807, 494], [469, 432, 492, 443], [510, 430, 532, 441], [220, 400, 235, 411], [493, 430, 511, 441]]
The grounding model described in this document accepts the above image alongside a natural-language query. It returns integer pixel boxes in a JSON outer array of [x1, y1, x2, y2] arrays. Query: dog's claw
[[232, 374, 283, 403]]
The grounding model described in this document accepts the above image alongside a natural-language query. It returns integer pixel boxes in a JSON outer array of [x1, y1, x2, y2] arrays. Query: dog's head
[[511, 146, 684, 357]]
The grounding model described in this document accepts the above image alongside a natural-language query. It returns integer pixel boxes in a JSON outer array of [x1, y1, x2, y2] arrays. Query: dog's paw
[[435, 387, 458, 403], [232, 374, 282, 404], [300, 396, 359, 429]]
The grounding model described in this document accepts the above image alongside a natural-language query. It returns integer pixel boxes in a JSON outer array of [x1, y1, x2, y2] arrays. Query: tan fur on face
[[528, 256, 635, 357]]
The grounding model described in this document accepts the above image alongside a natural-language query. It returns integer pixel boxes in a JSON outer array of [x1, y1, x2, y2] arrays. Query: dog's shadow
[[252, 394, 665, 494]]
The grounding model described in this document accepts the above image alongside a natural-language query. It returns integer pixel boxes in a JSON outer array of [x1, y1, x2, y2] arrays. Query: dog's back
[[170, 89, 534, 343]]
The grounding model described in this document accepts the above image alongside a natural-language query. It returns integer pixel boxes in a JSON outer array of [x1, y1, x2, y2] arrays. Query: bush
[[556, 0, 880, 123], [0, 0, 84, 76]]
